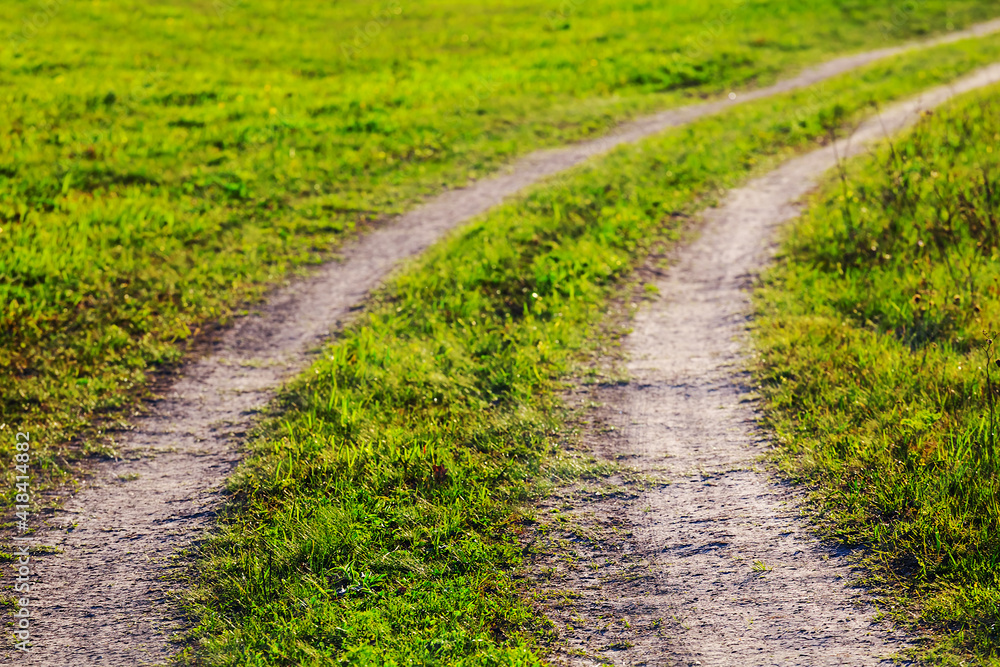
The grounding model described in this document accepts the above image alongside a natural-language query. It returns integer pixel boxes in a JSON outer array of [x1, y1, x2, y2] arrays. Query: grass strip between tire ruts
[[181, 39, 1000, 666]]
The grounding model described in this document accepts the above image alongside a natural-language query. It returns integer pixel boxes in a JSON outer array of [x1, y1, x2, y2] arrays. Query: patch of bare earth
[[528, 64, 1000, 667]]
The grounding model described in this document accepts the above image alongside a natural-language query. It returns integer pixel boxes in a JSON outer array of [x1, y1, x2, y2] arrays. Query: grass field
[[756, 86, 1000, 663], [4, 0, 1000, 496], [181, 35, 1000, 665], [6, 1, 1000, 664]]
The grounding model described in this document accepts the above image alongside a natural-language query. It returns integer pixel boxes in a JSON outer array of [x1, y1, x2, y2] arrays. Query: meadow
[[5, 1, 1000, 664], [3, 0, 1000, 492], [756, 86, 1000, 663], [183, 35, 1000, 665]]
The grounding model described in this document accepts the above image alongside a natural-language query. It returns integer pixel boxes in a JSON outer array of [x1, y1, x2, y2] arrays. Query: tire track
[[539, 61, 1000, 667], [7, 21, 1000, 666]]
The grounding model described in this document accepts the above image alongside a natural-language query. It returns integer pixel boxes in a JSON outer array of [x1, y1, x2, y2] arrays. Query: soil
[[530, 63, 1000, 667], [5, 22, 1000, 666]]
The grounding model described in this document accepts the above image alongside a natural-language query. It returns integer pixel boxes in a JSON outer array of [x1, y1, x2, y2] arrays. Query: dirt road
[[535, 61, 1000, 667], [8, 21, 1000, 666]]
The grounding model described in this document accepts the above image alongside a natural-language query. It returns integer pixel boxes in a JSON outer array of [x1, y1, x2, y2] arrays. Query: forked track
[[541, 61, 1000, 667], [7, 20, 1000, 666]]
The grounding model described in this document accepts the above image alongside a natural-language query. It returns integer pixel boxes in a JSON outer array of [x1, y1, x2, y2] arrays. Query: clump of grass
[[186, 44, 1000, 665], [755, 85, 1000, 663]]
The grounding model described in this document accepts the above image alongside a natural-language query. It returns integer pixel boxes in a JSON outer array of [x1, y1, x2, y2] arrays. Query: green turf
[[181, 34, 1000, 665], [4, 0, 1000, 495], [755, 85, 1000, 663]]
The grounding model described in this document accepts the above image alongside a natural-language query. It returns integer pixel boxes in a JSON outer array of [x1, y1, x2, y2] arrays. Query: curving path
[[6, 20, 1000, 666], [539, 62, 1000, 667]]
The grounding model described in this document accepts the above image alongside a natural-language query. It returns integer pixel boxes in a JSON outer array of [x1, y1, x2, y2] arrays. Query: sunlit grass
[[4, 0, 1000, 498], [184, 37, 1000, 665], [756, 84, 1000, 664]]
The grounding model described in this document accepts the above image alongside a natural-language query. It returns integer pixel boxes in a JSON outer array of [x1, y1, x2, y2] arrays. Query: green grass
[[183, 35, 1000, 665], [755, 86, 1000, 663], [4, 0, 1000, 495]]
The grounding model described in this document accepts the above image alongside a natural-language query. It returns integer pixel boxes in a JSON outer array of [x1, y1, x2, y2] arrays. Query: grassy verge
[[4, 0, 1000, 494], [182, 37, 1000, 665], [755, 86, 1000, 662]]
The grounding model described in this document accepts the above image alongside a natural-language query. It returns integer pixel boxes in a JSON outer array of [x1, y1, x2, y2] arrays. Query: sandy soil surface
[[531, 63, 1000, 667], [5, 21, 1000, 666]]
